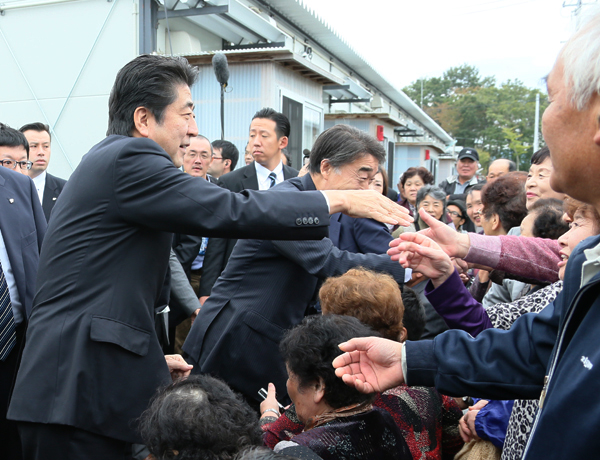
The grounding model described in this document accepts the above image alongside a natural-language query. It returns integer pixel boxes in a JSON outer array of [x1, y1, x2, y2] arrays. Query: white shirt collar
[[581, 241, 600, 286], [254, 160, 284, 191], [32, 170, 46, 204]]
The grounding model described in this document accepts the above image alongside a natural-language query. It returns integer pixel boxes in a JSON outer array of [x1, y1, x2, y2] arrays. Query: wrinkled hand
[[259, 382, 281, 419], [332, 337, 404, 393], [165, 354, 193, 381], [412, 209, 471, 258], [459, 399, 488, 443], [388, 231, 454, 286], [323, 190, 413, 227]]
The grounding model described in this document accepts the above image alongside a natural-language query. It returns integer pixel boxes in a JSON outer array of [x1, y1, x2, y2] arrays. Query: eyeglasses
[[0, 159, 33, 170], [185, 153, 211, 160], [448, 210, 463, 218], [211, 156, 223, 160]]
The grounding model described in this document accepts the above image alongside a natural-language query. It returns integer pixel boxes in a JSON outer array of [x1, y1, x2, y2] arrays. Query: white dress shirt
[[255, 160, 284, 190], [0, 229, 23, 324], [32, 170, 46, 204]]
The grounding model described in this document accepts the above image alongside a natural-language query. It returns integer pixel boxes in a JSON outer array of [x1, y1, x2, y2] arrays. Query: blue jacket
[[405, 235, 600, 459]]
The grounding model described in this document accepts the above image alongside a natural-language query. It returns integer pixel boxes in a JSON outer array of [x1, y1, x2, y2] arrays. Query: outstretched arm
[[332, 337, 405, 393]]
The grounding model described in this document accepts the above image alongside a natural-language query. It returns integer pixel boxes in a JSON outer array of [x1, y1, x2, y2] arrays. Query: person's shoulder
[[0, 167, 32, 187], [283, 164, 299, 178], [218, 164, 253, 184], [46, 173, 67, 186]]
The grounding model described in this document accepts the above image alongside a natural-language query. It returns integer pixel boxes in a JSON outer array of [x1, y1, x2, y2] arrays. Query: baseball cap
[[457, 147, 479, 162]]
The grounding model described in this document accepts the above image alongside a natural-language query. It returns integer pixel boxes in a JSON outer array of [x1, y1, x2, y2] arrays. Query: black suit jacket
[[198, 162, 298, 296], [183, 174, 405, 404], [41, 172, 67, 222], [8, 136, 329, 444]]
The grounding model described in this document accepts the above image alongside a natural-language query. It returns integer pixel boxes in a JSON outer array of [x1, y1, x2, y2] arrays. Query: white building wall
[[0, 0, 138, 179]]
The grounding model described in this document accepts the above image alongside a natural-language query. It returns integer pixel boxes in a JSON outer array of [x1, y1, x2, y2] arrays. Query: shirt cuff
[[401, 344, 408, 385], [404, 268, 412, 283], [319, 191, 331, 213]]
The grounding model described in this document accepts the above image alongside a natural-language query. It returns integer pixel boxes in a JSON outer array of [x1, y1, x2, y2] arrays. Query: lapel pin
[[8, 198, 14, 204], [53, 197, 57, 201]]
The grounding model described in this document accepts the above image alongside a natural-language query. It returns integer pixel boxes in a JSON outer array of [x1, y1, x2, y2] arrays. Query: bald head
[[487, 158, 516, 183]]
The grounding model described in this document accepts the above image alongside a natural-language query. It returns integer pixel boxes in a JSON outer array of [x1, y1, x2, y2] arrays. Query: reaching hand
[[165, 354, 193, 381], [400, 208, 471, 258], [259, 382, 281, 420], [324, 190, 414, 227], [332, 337, 404, 393], [388, 231, 455, 285], [458, 399, 488, 443]]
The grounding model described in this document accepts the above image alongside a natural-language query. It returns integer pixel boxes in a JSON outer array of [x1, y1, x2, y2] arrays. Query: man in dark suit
[[198, 108, 298, 304], [0, 124, 46, 460], [8, 55, 410, 459], [19, 123, 67, 222], [184, 124, 408, 408]]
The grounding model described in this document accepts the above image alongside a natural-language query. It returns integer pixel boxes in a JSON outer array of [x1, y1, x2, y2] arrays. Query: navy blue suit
[[8, 135, 329, 445], [183, 174, 405, 404], [405, 235, 600, 459], [329, 212, 393, 255], [0, 168, 46, 459], [41, 173, 66, 222]]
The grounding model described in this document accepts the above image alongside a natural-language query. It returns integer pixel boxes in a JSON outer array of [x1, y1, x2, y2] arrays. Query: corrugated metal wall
[[192, 61, 323, 170]]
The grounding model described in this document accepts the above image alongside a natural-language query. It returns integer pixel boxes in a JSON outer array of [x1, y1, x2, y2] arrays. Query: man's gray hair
[[561, 8, 600, 110], [308, 124, 386, 174]]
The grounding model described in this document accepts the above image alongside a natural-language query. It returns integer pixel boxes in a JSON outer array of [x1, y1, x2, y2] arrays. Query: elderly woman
[[415, 185, 453, 231], [395, 199, 600, 460], [447, 199, 475, 233], [480, 172, 528, 236], [263, 269, 463, 460], [397, 167, 434, 217], [260, 315, 411, 460]]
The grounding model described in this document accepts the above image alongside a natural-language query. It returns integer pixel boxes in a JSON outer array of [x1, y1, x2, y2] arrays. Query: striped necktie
[[0, 260, 16, 361], [268, 172, 277, 188]]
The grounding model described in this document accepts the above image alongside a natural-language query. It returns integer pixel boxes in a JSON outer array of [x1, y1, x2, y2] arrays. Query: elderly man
[[333, 13, 600, 459], [486, 158, 516, 183], [7, 55, 408, 460], [184, 124, 408, 409], [438, 147, 485, 197]]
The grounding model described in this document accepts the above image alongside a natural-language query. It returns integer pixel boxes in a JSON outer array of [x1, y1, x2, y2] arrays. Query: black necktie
[[0, 260, 16, 361], [268, 172, 277, 188]]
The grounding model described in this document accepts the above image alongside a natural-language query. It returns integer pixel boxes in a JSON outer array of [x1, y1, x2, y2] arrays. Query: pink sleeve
[[466, 233, 561, 283]]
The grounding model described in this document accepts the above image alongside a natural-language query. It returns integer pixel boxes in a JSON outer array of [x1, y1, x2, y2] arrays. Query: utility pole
[[563, 0, 597, 29], [533, 93, 540, 152]]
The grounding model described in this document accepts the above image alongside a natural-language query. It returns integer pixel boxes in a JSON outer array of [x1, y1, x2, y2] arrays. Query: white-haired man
[[333, 12, 600, 459]]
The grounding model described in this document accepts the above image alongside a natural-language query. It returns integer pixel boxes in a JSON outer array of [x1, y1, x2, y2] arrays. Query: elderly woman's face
[[402, 175, 425, 205], [419, 194, 444, 221], [286, 369, 321, 424], [557, 210, 597, 280]]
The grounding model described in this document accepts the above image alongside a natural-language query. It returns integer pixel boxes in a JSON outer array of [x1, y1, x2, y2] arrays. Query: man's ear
[[398, 327, 408, 343], [278, 136, 289, 150], [224, 159, 231, 168], [133, 107, 151, 138], [320, 159, 333, 180], [313, 378, 326, 404]]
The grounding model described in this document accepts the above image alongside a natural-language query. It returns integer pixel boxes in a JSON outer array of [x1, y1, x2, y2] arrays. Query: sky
[[299, 0, 599, 92]]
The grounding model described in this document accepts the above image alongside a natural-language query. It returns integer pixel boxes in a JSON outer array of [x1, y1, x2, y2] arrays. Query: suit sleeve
[[350, 217, 393, 254], [168, 249, 200, 317], [405, 289, 562, 400], [112, 140, 330, 240], [271, 238, 406, 285]]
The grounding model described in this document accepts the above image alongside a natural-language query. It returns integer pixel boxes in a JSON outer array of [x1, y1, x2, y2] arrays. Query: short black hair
[[0, 122, 29, 156], [251, 108, 290, 139], [308, 124, 385, 174], [138, 375, 262, 460], [280, 315, 378, 409], [212, 139, 239, 170], [400, 286, 426, 341], [107, 54, 199, 137], [530, 146, 550, 166], [468, 182, 486, 194], [529, 198, 569, 240], [19, 122, 51, 141]]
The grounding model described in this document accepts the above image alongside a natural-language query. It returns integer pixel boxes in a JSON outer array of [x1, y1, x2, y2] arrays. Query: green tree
[[403, 67, 547, 169]]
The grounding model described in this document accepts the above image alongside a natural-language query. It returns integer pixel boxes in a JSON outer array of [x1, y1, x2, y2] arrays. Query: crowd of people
[[1, 9, 599, 460]]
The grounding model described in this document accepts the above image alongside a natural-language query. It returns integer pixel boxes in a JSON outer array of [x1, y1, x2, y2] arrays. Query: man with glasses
[[0, 125, 32, 176], [0, 123, 46, 459], [208, 139, 238, 179]]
